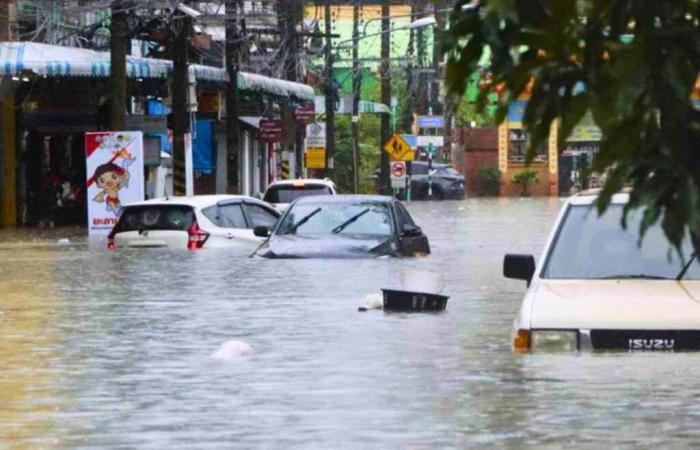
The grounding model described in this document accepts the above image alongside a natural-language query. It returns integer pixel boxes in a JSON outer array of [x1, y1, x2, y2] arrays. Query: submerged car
[[409, 161, 465, 200], [505, 189, 700, 352], [262, 178, 337, 210], [109, 195, 280, 253], [252, 195, 430, 258]]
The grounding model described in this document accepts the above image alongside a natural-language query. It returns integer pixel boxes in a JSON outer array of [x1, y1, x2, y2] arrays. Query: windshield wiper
[[282, 207, 322, 235], [677, 252, 697, 281], [600, 274, 671, 280], [332, 208, 370, 234]]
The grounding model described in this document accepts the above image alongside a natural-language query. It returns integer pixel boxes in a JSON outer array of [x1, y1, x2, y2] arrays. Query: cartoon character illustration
[[92, 149, 135, 215]]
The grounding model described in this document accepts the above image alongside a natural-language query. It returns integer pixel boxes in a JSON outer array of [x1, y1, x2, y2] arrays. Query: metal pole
[[351, 2, 360, 193], [428, 143, 433, 199]]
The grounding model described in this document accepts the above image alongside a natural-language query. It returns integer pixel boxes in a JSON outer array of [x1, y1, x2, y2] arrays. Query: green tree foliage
[[511, 170, 539, 197], [444, 0, 700, 249], [334, 114, 381, 194]]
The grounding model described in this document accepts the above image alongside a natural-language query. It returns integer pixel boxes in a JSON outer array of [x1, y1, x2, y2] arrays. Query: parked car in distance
[[505, 189, 700, 352], [252, 195, 430, 259], [410, 161, 465, 200], [109, 195, 281, 253], [262, 178, 337, 210]]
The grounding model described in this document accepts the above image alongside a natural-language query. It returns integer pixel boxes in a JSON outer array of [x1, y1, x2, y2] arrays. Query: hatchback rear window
[[116, 205, 195, 232], [263, 185, 332, 203]]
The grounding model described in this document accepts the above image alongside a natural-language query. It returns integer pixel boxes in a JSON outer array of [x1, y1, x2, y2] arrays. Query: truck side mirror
[[504, 254, 536, 285]]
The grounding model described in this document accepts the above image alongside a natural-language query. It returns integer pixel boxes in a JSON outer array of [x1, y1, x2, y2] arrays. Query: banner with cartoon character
[[85, 131, 144, 235]]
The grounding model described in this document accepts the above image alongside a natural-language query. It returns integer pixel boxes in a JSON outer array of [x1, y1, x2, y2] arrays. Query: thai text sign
[[85, 131, 144, 236]]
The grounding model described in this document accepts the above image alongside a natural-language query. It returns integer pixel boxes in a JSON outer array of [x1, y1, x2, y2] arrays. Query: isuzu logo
[[628, 338, 675, 350]]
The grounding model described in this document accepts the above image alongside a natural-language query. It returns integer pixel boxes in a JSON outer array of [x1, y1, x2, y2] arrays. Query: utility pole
[[402, 1, 416, 132], [434, 0, 454, 162], [379, 0, 391, 194], [225, 0, 241, 193], [110, 0, 129, 131], [324, 2, 335, 176], [281, 0, 302, 179], [351, 1, 360, 193], [171, 6, 191, 196]]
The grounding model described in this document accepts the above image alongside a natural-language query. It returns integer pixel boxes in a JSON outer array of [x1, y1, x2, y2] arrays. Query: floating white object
[[210, 340, 253, 359], [358, 293, 384, 311], [57, 238, 70, 245]]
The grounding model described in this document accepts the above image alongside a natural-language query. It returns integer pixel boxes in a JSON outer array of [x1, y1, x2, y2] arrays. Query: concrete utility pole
[[225, 0, 241, 193], [434, 0, 454, 161], [110, 0, 129, 131], [379, 0, 391, 194], [351, 1, 360, 193], [171, 6, 192, 196], [281, 0, 303, 179], [0, 0, 16, 227], [402, 2, 416, 132], [323, 1, 335, 176]]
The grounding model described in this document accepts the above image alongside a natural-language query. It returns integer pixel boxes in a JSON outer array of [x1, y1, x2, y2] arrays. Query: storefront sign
[[305, 148, 326, 169], [305, 122, 326, 149], [85, 131, 144, 236], [197, 92, 220, 113], [567, 125, 602, 142], [259, 119, 283, 142], [295, 104, 316, 124]]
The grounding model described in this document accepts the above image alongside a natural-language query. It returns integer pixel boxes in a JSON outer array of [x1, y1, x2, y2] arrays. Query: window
[[245, 204, 279, 228], [263, 184, 333, 204], [394, 202, 416, 229], [542, 205, 700, 280], [276, 202, 393, 237], [508, 128, 548, 163], [116, 205, 195, 232], [203, 204, 247, 229]]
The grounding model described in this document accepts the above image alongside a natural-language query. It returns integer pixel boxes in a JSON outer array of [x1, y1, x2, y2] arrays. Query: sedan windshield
[[542, 205, 700, 280], [276, 203, 393, 237]]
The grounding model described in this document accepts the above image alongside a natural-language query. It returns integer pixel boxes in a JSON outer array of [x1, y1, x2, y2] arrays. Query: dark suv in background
[[409, 161, 465, 200]]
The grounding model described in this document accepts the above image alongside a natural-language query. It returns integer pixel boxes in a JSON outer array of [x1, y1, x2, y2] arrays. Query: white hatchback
[[109, 195, 281, 254], [505, 190, 700, 352]]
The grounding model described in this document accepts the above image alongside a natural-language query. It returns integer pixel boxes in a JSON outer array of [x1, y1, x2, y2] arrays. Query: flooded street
[[3, 198, 700, 449]]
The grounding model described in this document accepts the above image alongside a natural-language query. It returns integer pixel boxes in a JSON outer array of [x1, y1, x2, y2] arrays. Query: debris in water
[[358, 293, 384, 312], [57, 238, 71, 246], [210, 340, 253, 360]]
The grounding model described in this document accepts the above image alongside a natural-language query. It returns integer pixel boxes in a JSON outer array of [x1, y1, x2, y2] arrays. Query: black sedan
[[410, 161, 465, 200], [252, 195, 430, 258]]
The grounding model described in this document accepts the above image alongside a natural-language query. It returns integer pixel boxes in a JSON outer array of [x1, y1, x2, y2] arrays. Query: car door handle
[[225, 233, 235, 240]]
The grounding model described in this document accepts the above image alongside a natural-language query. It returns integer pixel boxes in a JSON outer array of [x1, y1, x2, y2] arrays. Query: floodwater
[[2, 198, 700, 449]]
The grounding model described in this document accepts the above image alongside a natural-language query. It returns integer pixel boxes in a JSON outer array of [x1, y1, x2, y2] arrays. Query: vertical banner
[[85, 131, 144, 236]]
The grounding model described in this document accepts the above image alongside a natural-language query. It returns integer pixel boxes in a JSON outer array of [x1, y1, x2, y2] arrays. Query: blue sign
[[417, 116, 445, 128]]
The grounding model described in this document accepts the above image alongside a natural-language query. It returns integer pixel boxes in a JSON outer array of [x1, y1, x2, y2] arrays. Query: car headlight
[[531, 330, 578, 351]]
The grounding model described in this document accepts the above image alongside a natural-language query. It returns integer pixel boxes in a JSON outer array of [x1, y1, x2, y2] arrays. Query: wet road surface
[[2, 198, 700, 449]]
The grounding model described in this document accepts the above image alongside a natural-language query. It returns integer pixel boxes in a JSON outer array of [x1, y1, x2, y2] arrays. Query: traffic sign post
[[390, 161, 406, 191], [383, 134, 414, 162]]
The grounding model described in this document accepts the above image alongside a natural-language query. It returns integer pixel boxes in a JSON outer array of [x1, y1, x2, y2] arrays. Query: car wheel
[[430, 188, 445, 200]]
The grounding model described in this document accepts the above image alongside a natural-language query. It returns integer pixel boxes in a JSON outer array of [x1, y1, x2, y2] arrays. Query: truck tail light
[[513, 329, 531, 353], [187, 222, 210, 249]]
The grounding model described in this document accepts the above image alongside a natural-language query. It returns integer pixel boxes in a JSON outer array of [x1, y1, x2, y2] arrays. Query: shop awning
[[0, 42, 314, 101]]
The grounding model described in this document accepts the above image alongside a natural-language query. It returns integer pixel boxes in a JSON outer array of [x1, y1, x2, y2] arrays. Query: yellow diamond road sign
[[383, 134, 414, 161]]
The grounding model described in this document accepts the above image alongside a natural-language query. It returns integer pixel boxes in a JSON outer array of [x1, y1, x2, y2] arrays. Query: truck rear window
[[263, 185, 333, 204], [115, 205, 195, 232]]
